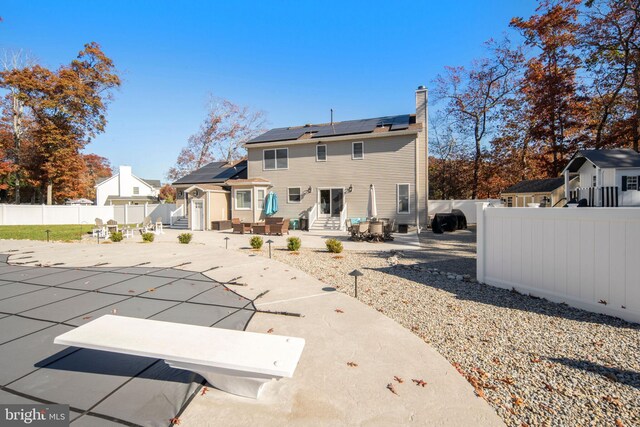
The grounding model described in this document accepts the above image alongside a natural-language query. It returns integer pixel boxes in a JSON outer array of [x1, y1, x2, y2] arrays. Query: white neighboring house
[[95, 165, 161, 206], [563, 149, 640, 207]]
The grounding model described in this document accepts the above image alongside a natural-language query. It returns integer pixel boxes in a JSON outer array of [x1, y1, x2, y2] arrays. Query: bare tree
[[167, 97, 266, 181], [432, 38, 522, 198]]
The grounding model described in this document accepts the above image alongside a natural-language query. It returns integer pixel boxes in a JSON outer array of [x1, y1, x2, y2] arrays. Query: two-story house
[[562, 149, 640, 207], [226, 86, 429, 231], [95, 165, 161, 206]]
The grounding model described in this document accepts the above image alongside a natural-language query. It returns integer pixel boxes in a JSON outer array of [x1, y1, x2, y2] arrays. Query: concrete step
[[170, 217, 189, 229], [310, 217, 342, 231]]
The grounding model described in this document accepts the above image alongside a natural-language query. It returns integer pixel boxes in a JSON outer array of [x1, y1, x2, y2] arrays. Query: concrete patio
[[0, 237, 503, 426]]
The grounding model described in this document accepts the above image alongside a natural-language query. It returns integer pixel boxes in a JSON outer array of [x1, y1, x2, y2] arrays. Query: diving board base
[[164, 360, 275, 399]]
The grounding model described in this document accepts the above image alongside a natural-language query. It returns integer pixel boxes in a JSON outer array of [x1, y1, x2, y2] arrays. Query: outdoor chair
[[354, 221, 370, 241], [140, 216, 156, 234], [106, 219, 119, 234], [92, 218, 108, 238], [368, 222, 384, 242], [269, 218, 289, 236], [384, 219, 395, 241]]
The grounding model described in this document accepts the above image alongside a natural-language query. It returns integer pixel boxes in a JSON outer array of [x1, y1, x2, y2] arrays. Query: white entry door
[[193, 200, 204, 230]]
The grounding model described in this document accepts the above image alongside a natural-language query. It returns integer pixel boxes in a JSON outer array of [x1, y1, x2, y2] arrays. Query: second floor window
[[352, 142, 364, 160], [133, 187, 139, 195], [316, 144, 327, 161], [264, 148, 288, 170]]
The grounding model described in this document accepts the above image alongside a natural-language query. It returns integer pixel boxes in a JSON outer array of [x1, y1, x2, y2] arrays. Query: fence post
[[124, 204, 128, 225], [144, 203, 148, 219], [41, 204, 45, 225], [476, 202, 489, 284]]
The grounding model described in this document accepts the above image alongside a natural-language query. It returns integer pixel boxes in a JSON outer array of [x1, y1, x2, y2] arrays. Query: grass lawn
[[0, 224, 92, 241]]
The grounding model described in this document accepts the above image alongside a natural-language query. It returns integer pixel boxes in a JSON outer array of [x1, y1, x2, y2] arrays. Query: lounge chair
[[269, 218, 289, 236]]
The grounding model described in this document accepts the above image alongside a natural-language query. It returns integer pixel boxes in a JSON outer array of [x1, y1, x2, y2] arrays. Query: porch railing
[[339, 202, 348, 231], [169, 205, 184, 226], [576, 186, 619, 207], [308, 203, 318, 229]]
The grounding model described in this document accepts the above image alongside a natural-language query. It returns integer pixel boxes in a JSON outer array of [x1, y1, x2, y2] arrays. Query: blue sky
[[1, 1, 537, 182]]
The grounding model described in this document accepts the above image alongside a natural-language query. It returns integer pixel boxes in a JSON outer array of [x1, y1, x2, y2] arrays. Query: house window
[[507, 196, 513, 207], [625, 176, 638, 191], [257, 189, 266, 209], [263, 148, 288, 170], [352, 142, 364, 160], [133, 187, 139, 195], [592, 175, 597, 187], [288, 187, 301, 203], [177, 190, 184, 198], [316, 144, 327, 162], [397, 184, 410, 213], [235, 189, 252, 210]]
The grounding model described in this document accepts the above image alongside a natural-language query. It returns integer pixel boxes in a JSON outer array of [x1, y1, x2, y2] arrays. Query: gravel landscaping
[[244, 231, 640, 427]]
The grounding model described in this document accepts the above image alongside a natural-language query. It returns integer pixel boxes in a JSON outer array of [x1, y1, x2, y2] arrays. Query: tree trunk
[[472, 139, 481, 199], [634, 65, 640, 152]]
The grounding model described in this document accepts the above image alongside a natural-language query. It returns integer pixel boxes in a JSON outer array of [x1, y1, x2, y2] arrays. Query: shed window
[[264, 148, 288, 170], [235, 189, 252, 210], [397, 184, 410, 213], [288, 187, 301, 203], [624, 176, 638, 191]]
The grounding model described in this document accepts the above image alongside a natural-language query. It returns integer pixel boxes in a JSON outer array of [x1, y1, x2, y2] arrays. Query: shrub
[[325, 238, 343, 253], [250, 236, 263, 249], [178, 233, 192, 244], [287, 237, 301, 251], [142, 232, 155, 242], [109, 232, 123, 242]]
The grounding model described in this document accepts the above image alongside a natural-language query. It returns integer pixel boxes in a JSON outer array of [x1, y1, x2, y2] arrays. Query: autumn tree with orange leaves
[[430, 0, 640, 199], [0, 42, 120, 203]]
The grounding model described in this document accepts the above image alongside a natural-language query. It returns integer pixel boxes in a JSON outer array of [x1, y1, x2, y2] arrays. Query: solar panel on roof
[[246, 114, 413, 144]]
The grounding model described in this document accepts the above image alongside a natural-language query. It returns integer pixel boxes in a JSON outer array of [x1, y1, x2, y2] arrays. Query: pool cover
[[0, 252, 256, 426]]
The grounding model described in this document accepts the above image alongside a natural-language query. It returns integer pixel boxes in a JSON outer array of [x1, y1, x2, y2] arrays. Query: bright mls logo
[[1, 405, 69, 426]]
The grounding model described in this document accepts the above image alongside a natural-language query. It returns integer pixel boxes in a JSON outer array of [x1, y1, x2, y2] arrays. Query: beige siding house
[[228, 87, 429, 231], [171, 160, 246, 230]]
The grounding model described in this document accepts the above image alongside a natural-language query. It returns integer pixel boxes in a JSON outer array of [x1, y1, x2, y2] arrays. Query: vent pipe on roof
[[330, 109, 333, 126]]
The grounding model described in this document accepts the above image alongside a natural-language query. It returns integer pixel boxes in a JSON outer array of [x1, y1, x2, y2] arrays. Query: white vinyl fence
[[476, 203, 640, 324], [429, 199, 500, 224], [0, 204, 176, 226]]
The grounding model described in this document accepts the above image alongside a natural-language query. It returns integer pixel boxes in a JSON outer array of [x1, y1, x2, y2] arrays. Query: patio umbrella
[[264, 192, 272, 215], [369, 184, 378, 219], [265, 192, 279, 216]]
